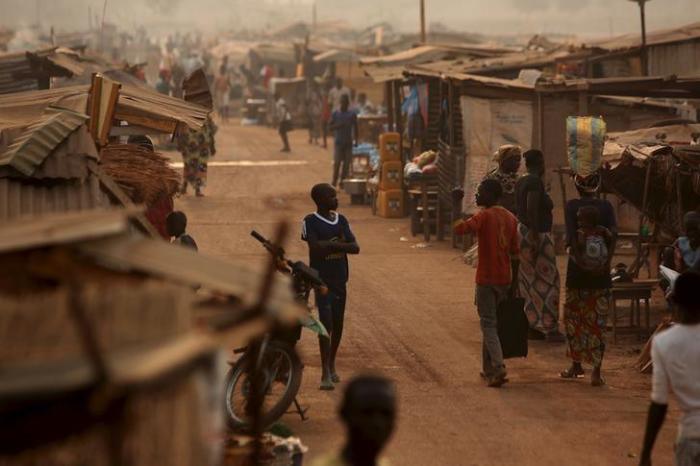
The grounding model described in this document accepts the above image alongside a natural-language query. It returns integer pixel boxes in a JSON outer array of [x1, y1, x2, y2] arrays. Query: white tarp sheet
[[461, 96, 533, 214]]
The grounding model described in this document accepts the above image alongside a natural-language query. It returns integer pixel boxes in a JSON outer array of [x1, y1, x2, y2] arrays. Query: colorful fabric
[[493, 144, 522, 163], [177, 118, 217, 189], [566, 116, 606, 177], [564, 288, 609, 366], [454, 206, 519, 286], [484, 169, 519, 214], [518, 223, 560, 333]]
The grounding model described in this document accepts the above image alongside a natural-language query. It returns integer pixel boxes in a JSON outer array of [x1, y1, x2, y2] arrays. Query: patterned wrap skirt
[[518, 223, 561, 334], [564, 288, 609, 366]]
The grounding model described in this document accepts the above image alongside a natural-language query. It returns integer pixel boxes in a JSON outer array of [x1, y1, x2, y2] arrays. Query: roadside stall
[[601, 124, 700, 276]]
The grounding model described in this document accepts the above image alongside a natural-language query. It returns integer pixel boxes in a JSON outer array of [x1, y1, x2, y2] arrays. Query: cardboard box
[[379, 132, 401, 162], [379, 160, 403, 190], [377, 189, 403, 218]]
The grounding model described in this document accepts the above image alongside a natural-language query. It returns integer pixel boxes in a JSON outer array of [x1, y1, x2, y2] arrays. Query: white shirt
[[651, 323, 700, 439], [276, 98, 291, 121]]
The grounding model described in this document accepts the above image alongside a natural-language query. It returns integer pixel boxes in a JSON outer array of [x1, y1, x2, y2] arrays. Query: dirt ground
[[170, 120, 678, 466]]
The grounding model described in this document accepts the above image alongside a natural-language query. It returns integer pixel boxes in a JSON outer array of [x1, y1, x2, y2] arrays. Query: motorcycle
[[224, 230, 328, 431]]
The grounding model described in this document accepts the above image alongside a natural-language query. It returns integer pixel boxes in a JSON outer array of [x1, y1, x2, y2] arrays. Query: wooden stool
[[407, 177, 439, 242], [609, 281, 657, 344]]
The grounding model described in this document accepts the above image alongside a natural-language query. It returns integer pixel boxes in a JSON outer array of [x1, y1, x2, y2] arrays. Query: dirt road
[[173, 121, 677, 465]]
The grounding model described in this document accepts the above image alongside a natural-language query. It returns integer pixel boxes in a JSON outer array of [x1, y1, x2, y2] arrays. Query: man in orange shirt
[[454, 179, 520, 387]]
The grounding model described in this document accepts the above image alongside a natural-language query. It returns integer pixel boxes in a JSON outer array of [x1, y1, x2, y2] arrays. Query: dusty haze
[[0, 0, 698, 38]]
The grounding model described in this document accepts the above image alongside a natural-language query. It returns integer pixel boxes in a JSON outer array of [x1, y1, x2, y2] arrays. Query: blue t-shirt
[[330, 110, 357, 146], [301, 212, 356, 285]]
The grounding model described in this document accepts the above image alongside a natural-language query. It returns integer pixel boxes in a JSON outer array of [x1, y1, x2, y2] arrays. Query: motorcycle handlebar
[[250, 230, 267, 244], [251, 229, 326, 290]]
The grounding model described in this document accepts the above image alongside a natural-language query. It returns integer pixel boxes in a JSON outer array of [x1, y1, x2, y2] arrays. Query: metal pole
[[100, 0, 108, 53], [419, 0, 426, 43], [639, 0, 648, 76]]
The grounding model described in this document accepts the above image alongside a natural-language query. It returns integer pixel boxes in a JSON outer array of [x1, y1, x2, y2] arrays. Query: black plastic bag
[[497, 297, 529, 359]]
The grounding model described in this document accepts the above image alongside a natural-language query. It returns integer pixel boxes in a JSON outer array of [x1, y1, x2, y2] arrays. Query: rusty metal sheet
[[0, 109, 88, 176]]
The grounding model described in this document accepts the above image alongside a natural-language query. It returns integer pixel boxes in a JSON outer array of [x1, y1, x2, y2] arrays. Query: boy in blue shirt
[[302, 183, 360, 390], [329, 94, 358, 187]]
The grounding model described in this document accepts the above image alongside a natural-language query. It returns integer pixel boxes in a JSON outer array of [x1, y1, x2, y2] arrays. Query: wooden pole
[[419, 0, 426, 43]]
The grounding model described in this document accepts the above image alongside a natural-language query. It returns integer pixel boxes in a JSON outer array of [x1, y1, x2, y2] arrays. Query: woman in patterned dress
[[515, 149, 564, 341], [177, 117, 217, 197], [560, 174, 617, 386]]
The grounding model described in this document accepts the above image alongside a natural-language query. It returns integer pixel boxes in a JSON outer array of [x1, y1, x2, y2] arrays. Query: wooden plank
[[112, 110, 178, 134]]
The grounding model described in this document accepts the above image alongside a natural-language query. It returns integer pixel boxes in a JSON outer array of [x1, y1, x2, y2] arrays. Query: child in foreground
[[302, 183, 360, 390], [166, 211, 198, 251]]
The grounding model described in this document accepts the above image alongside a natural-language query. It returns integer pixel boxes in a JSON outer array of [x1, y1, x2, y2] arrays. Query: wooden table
[[609, 280, 658, 344]]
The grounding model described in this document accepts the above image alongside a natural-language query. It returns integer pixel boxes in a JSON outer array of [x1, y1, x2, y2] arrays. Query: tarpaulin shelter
[[602, 124, 700, 237]]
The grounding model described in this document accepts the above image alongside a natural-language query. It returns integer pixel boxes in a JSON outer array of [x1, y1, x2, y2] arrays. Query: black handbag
[[497, 297, 529, 359]]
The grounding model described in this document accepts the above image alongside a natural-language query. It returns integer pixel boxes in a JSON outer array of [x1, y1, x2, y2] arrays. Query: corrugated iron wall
[[649, 40, 700, 76], [0, 174, 109, 222]]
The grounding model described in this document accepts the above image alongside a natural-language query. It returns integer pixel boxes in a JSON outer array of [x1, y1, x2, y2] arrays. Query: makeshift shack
[[584, 20, 700, 77], [0, 47, 81, 95], [314, 49, 383, 107], [248, 43, 298, 80], [0, 209, 300, 466], [388, 67, 700, 244], [269, 77, 307, 127]]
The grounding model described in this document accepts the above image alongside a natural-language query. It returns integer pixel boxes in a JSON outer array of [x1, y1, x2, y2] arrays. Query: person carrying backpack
[[560, 174, 617, 387]]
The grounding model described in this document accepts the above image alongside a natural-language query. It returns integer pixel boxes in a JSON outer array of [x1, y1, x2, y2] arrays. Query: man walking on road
[[276, 93, 293, 153], [639, 271, 700, 466], [329, 95, 358, 188], [302, 184, 360, 390], [453, 179, 520, 388]]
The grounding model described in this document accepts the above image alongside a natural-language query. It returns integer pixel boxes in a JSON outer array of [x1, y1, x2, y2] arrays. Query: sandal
[[560, 367, 585, 379]]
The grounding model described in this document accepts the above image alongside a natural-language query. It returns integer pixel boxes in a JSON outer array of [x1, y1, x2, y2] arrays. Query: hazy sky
[[0, 0, 698, 38]]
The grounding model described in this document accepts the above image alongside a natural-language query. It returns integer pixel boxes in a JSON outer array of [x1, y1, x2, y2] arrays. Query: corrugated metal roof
[[0, 83, 210, 134], [361, 64, 408, 83], [0, 48, 79, 95], [360, 45, 455, 67], [0, 49, 46, 95], [588, 21, 700, 51], [0, 174, 108, 223], [0, 109, 88, 176], [313, 49, 360, 63], [360, 44, 515, 67]]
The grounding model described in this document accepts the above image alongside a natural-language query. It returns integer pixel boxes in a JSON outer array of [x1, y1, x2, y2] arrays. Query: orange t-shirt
[[454, 206, 520, 286]]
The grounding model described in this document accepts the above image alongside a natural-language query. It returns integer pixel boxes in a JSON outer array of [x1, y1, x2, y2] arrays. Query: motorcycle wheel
[[224, 341, 302, 432]]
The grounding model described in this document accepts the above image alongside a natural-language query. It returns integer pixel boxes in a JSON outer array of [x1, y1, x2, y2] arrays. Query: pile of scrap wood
[[100, 144, 181, 205]]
